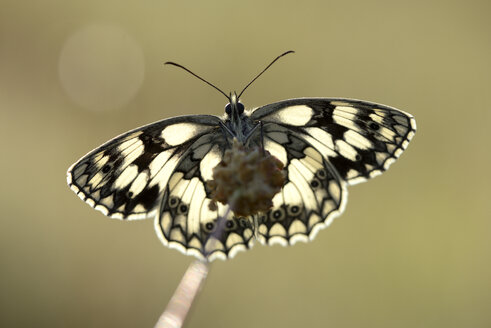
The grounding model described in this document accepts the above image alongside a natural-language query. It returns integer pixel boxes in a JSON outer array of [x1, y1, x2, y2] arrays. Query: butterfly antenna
[[238, 50, 295, 99], [164, 61, 229, 100]]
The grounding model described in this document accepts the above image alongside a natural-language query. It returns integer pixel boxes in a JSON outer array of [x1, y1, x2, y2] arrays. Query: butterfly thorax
[[223, 92, 255, 143]]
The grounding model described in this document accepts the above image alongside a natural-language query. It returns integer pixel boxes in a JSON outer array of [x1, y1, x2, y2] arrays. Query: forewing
[[155, 138, 255, 261], [254, 125, 347, 245], [251, 98, 416, 185], [67, 115, 222, 220]]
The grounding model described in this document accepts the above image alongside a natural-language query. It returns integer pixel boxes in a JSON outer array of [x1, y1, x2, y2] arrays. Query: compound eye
[[225, 104, 232, 115], [237, 102, 245, 114]]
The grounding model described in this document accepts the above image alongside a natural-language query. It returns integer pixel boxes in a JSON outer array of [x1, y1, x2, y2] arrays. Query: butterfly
[[67, 51, 416, 261]]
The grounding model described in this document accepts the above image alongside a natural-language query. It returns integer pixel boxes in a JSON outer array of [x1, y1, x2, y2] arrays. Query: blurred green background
[[1, 0, 490, 327]]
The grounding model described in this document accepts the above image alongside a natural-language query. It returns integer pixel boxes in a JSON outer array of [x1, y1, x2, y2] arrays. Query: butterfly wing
[[68, 98, 416, 260], [253, 125, 347, 245], [250, 98, 416, 244], [67, 115, 223, 220], [251, 98, 416, 185], [154, 138, 255, 261]]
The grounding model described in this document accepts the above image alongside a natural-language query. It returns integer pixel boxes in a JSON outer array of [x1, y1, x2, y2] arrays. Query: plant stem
[[154, 206, 231, 328], [154, 260, 209, 328]]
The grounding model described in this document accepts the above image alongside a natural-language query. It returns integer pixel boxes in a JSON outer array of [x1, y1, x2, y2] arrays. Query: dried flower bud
[[207, 139, 285, 217]]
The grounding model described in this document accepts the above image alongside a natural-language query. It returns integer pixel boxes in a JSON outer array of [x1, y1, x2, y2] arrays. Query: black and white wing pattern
[[67, 97, 415, 262], [251, 125, 347, 246], [67, 115, 223, 220], [250, 98, 416, 245], [154, 137, 256, 261]]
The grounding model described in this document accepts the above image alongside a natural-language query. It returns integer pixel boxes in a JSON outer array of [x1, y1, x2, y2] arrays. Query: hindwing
[[255, 124, 347, 245], [155, 137, 255, 261]]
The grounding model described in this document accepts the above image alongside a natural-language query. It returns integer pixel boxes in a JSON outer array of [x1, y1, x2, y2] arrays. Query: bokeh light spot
[[58, 24, 145, 111]]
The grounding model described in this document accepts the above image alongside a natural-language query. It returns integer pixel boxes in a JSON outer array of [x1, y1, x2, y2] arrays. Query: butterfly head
[[224, 92, 245, 118]]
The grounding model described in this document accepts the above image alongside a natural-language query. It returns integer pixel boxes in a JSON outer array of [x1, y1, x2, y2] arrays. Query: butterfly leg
[[244, 121, 265, 153], [219, 121, 235, 147], [260, 121, 265, 154]]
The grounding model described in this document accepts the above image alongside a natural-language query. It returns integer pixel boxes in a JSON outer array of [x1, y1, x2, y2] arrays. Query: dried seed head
[[207, 139, 285, 217]]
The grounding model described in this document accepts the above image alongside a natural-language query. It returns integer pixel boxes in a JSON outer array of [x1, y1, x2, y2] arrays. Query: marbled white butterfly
[[67, 51, 416, 261]]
